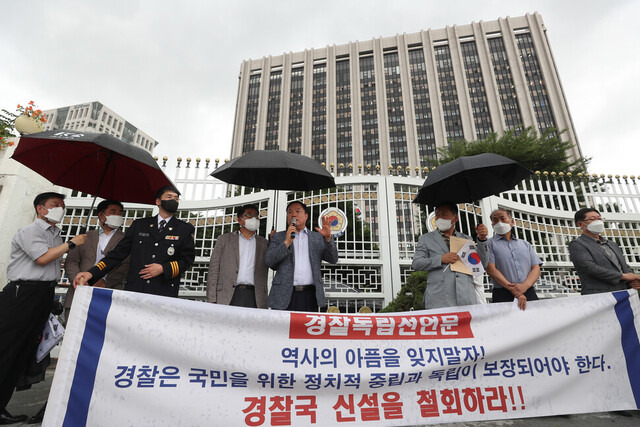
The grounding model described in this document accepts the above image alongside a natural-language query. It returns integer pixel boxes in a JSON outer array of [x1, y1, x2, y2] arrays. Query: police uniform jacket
[[88, 215, 195, 298]]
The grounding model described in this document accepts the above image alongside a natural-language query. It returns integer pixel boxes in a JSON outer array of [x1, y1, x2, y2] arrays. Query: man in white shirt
[[64, 199, 128, 320], [206, 205, 269, 308], [265, 201, 338, 312]]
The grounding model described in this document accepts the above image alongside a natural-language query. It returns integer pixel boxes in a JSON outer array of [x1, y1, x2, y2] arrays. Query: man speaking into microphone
[[265, 201, 338, 312]]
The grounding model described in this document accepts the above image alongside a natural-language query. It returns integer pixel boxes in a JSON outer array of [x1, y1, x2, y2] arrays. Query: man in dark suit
[[569, 208, 640, 295], [266, 201, 338, 312], [206, 204, 268, 308], [64, 199, 129, 320], [74, 186, 195, 298]]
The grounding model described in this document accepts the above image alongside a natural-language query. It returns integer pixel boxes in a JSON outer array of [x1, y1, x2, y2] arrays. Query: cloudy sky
[[2, 0, 638, 173]]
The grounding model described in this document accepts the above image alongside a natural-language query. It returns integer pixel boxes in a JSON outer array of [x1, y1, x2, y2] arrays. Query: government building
[[42, 101, 158, 154], [230, 12, 581, 173]]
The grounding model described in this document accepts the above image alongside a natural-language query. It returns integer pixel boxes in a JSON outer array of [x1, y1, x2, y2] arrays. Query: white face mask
[[493, 222, 512, 236], [435, 218, 453, 232], [44, 206, 65, 224], [586, 220, 605, 235], [104, 214, 124, 229], [243, 217, 260, 232]]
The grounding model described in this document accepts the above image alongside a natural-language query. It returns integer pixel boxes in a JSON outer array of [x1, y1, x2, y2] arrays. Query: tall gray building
[[43, 101, 158, 154], [231, 12, 581, 173]]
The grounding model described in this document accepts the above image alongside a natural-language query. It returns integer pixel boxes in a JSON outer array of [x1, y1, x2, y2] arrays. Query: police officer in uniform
[[74, 186, 195, 298]]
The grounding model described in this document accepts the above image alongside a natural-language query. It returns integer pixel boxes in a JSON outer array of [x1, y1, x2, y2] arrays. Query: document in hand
[[450, 236, 484, 277]]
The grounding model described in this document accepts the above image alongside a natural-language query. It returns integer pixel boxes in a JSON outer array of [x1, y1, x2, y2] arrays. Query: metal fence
[[58, 160, 640, 312]]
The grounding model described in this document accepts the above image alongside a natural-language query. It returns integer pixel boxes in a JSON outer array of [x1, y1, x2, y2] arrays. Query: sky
[[2, 0, 639, 174]]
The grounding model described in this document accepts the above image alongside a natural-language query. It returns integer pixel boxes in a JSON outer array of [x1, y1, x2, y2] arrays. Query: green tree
[[379, 271, 427, 312], [436, 126, 590, 174], [1, 109, 18, 149]]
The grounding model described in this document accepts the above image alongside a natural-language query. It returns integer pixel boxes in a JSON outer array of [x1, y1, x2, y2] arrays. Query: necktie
[[159, 219, 166, 232]]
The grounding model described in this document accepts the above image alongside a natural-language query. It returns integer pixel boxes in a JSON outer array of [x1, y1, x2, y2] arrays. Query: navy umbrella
[[413, 153, 532, 205]]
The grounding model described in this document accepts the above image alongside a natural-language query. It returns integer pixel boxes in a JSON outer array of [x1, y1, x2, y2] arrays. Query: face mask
[[493, 222, 512, 235], [161, 199, 179, 214], [243, 217, 260, 232], [44, 206, 65, 224], [587, 220, 605, 235], [435, 218, 453, 232], [104, 214, 124, 229]]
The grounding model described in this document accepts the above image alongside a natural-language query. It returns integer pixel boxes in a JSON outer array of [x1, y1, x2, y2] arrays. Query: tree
[[435, 126, 590, 174], [0, 109, 18, 150], [379, 271, 427, 312]]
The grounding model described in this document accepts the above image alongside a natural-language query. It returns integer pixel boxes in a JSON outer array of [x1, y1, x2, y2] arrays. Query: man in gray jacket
[[412, 202, 488, 310], [265, 201, 338, 312], [569, 208, 640, 294]]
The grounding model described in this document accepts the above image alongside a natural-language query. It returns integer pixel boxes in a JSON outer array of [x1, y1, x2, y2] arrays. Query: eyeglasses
[[241, 213, 258, 219], [582, 217, 603, 223]]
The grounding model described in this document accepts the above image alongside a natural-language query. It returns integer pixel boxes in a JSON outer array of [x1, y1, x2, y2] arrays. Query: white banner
[[44, 287, 640, 426]]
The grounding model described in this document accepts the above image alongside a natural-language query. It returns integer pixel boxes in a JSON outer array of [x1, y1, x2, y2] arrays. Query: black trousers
[[492, 286, 539, 303], [229, 285, 257, 308], [286, 286, 319, 312], [0, 281, 54, 409]]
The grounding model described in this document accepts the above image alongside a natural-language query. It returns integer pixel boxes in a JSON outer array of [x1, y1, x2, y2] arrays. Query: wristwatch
[[67, 241, 76, 251]]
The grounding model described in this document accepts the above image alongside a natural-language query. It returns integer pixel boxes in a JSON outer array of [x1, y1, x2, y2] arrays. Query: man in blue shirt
[[485, 209, 541, 310], [0, 192, 86, 424]]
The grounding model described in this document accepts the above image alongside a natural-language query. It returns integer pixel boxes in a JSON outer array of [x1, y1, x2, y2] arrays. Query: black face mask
[[161, 199, 179, 214]]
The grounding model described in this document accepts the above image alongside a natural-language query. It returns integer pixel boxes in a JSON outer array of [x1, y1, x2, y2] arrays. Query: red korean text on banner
[[289, 312, 474, 340]]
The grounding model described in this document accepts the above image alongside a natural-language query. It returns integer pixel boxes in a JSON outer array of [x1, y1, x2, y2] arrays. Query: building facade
[[42, 101, 158, 154], [231, 12, 581, 172]]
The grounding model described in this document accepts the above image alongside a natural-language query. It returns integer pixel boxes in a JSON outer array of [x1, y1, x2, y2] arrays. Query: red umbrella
[[12, 130, 174, 227]]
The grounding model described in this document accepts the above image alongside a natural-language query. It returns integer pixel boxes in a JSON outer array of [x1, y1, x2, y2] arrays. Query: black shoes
[[0, 408, 27, 425], [27, 403, 46, 424]]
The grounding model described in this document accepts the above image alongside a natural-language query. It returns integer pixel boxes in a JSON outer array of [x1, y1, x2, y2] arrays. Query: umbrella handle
[[80, 194, 99, 234], [78, 152, 113, 234]]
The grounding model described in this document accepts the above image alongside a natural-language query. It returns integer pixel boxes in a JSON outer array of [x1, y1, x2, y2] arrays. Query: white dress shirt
[[293, 228, 313, 286], [236, 231, 257, 285], [96, 228, 117, 263]]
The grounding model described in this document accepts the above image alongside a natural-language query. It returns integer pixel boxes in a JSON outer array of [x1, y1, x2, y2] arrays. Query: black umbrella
[[211, 150, 335, 191], [413, 153, 532, 205], [211, 150, 336, 229], [12, 129, 174, 227]]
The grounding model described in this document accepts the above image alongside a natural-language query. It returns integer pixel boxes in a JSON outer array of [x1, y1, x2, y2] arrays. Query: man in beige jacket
[[64, 199, 129, 321], [206, 205, 268, 308]]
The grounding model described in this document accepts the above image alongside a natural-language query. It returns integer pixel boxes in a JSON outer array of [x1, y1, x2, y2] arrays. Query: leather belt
[[294, 285, 315, 292], [235, 284, 255, 289], [9, 280, 57, 287]]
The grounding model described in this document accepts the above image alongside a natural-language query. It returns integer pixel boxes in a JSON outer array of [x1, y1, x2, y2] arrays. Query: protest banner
[[44, 287, 640, 426]]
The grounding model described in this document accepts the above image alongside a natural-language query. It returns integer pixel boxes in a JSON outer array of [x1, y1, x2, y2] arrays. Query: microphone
[[291, 217, 297, 239]]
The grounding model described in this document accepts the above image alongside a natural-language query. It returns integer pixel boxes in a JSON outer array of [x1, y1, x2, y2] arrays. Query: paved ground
[[5, 363, 640, 426]]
